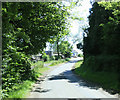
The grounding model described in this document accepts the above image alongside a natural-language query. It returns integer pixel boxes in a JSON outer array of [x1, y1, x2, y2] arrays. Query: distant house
[[53, 53, 64, 58], [45, 50, 53, 57]]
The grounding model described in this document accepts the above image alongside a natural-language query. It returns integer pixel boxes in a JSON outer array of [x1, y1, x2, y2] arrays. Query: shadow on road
[[49, 74, 67, 80], [33, 87, 51, 93], [31, 76, 51, 93], [48, 70, 100, 90]]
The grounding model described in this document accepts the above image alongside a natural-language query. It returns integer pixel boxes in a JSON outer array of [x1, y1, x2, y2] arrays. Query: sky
[[46, 0, 92, 54], [68, 0, 92, 54]]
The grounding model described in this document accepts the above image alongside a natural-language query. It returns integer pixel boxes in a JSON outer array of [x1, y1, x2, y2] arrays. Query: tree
[[2, 2, 70, 97], [81, 1, 120, 91], [77, 43, 83, 50], [59, 41, 73, 58], [2, 2, 69, 55], [48, 1, 83, 59]]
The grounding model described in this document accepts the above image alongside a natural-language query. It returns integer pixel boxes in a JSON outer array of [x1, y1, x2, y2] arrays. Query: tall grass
[[74, 61, 119, 93], [8, 80, 34, 98]]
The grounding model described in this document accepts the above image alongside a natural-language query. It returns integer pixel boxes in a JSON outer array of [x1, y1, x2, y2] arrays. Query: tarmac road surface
[[28, 57, 118, 99]]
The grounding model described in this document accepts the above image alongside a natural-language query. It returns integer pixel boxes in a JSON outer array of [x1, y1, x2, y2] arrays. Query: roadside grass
[[74, 61, 119, 93], [8, 80, 34, 98], [8, 61, 49, 98], [44, 60, 54, 64], [50, 59, 69, 66], [44, 58, 70, 66], [31, 61, 43, 67], [33, 61, 49, 78], [74, 60, 83, 70], [31, 58, 70, 66]]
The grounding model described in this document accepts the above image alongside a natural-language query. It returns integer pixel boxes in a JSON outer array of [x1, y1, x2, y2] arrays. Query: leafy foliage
[[74, 61, 119, 92], [51, 29, 70, 58], [42, 53, 50, 62], [2, 2, 69, 98], [50, 56, 55, 60], [59, 41, 73, 58], [81, 2, 120, 91], [78, 54, 83, 57], [77, 43, 83, 50]]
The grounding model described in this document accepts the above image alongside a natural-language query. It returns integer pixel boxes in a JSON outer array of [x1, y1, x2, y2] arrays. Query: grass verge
[[8, 59, 70, 98], [74, 60, 119, 93], [8, 61, 49, 98], [50, 59, 68, 66], [8, 80, 34, 98]]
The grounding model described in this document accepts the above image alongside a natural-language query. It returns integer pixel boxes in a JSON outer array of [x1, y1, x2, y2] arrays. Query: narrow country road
[[28, 57, 118, 98]]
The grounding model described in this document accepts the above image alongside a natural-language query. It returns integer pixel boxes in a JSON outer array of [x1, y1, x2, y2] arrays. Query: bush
[[74, 61, 119, 92], [60, 55, 64, 59], [78, 54, 83, 57], [78, 54, 80, 57], [2, 51, 32, 98], [42, 53, 50, 62], [55, 55, 64, 60], [50, 56, 55, 60], [83, 55, 120, 72], [54, 55, 59, 60], [65, 58, 70, 61]]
